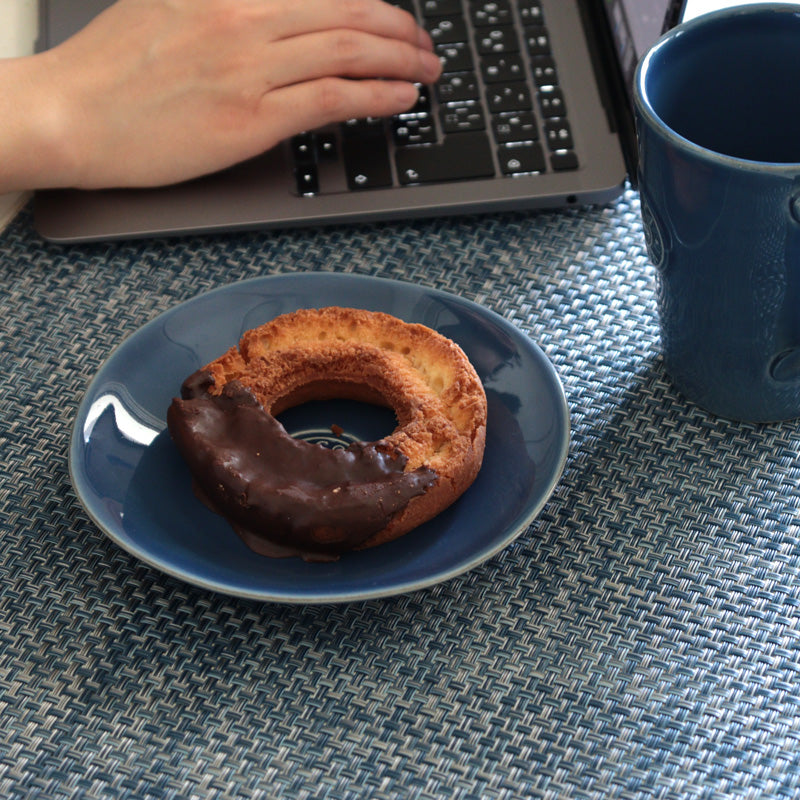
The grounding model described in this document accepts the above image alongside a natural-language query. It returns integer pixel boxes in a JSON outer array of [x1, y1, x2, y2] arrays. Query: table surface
[[2, 193, 800, 800]]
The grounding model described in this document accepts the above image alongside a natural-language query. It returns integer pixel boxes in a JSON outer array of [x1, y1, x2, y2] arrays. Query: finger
[[262, 31, 442, 90], [256, 0, 433, 50], [255, 78, 421, 142]]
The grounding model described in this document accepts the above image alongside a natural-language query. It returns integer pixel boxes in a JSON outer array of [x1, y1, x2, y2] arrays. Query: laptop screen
[[605, 0, 686, 96]]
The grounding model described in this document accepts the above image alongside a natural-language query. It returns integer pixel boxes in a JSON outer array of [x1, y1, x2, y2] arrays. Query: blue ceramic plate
[[69, 273, 569, 603]]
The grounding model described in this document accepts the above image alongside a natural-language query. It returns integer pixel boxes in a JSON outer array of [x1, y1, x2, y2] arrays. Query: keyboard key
[[518, 0, 544, 24], [487, 82, 533, 113], [437, 71, 481, 104], [524, 25, 552, 56], [392, 116, 437, 146], [480, 53, 525, 83], [342, 134, 393, 190], [498, 143, 546, 174], [544, 119, 574, 150], [421, 0, 462, 16], [492, 111, 538, 143], [316, 133, 338, 160], [475, 25, 520, 55], [441, 103, 486, 133], [294, 165, 319, 195], [396, 131, 495, 183], [341, 117, 385, 137], [531, 56, 558, 87], [291, 133, 316, 164], [538, 86, 567, 118], [550, 150, 579, 171], [470, 0, 513, 27], [425, 15, 468, 44]]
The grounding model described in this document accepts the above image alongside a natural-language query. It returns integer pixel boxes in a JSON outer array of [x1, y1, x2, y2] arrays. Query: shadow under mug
[[634, 3, 800, 422]]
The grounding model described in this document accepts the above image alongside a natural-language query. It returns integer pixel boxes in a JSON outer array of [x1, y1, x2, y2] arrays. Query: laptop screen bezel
[[590, 0, 687, 184]]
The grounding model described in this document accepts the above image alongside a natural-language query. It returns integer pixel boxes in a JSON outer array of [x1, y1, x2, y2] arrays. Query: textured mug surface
[[634, 4, 800, 421]]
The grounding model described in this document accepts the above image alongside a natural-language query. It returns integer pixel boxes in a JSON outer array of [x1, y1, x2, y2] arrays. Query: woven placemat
[[2, 193, 800, 799]]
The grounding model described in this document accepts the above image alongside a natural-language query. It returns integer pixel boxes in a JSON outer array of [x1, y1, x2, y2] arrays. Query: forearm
[[0, 54, 73, 193], [0, 0, 440, 194]]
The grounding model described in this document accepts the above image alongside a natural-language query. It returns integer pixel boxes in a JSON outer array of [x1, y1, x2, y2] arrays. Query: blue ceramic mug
[[634, 4, 800, 421]]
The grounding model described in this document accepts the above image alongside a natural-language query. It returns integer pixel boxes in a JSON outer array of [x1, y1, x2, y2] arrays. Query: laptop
[[33, 0, 689, 242]]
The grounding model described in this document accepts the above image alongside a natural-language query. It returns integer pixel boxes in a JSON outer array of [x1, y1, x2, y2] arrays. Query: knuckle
[[338, 0, 372, 25], [314, 78, 350, 119], [330, 31, 365, 69], [211, 0, 281, 33]]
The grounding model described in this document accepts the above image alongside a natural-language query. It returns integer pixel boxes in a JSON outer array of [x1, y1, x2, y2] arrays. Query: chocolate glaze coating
[[166, 370, 437, 561]]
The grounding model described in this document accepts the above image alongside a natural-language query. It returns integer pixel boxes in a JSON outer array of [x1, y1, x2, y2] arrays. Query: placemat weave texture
[[2, 193, 800, 800]]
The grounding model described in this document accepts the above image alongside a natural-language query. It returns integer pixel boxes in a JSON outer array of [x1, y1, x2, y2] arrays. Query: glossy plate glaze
[[69, 273, 569, 603]]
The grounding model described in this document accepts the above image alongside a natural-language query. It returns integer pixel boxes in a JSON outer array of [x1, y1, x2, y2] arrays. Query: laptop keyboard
[[291, 0, 579, 196]]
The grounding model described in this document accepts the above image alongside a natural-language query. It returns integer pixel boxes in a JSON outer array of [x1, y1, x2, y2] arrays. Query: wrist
[[0, 53, 78, 192]]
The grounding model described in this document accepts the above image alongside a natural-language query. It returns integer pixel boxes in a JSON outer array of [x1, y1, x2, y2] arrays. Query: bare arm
[[0, 0, 440, 192]]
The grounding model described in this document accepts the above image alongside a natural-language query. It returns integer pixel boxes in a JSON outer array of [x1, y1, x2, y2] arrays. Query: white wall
[[0, 0, 39, 230], [684, 0, 800, 19]]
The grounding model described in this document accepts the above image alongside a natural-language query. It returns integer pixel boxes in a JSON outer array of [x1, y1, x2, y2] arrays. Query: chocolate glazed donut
[[167, 307, 487, 562]]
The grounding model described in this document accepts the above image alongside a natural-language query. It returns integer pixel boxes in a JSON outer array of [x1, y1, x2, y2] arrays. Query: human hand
[[0, 0, 441, 191]]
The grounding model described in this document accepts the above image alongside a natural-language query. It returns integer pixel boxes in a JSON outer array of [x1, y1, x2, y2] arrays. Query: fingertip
[[391, 81, 420, 111], [419, 49, 442, 83], [416, 26, 435, 52]]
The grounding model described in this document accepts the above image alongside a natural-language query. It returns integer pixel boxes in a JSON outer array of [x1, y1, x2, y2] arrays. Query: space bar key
[[395, 132, 495, 184]]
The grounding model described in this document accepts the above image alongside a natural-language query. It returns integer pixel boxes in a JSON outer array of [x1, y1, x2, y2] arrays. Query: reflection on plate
[[69, 273, 569, 603]]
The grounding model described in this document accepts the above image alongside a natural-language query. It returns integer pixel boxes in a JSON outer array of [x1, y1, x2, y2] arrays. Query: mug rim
[[633, 2, 800, 172]]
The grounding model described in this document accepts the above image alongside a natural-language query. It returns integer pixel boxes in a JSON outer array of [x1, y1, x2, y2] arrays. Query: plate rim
[[69, 272, 570, 603]]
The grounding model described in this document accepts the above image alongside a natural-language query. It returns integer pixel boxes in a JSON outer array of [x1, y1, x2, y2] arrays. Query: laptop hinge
[[576, 0, 686, 188]]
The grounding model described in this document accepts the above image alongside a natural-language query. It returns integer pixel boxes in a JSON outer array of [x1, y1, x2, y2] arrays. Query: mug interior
[[639, 7, 800, 164]]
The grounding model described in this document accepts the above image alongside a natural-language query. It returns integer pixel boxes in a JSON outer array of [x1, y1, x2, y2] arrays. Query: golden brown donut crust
[[203, 306, 487, 550]]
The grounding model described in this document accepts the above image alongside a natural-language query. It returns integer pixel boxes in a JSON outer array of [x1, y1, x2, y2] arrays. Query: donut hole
[[277, 399, 398, 449], [270, 372, 401, 449]]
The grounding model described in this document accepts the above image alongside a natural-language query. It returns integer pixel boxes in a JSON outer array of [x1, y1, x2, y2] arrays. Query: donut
[[166, 306, 487, 561]]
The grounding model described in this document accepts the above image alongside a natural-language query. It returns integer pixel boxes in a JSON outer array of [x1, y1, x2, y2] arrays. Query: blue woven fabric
[[2, 193, 800, 799]]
